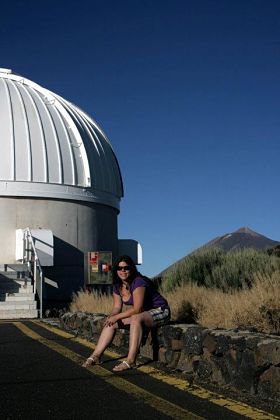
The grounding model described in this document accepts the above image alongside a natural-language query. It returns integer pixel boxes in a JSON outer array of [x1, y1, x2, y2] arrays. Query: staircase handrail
[[22, 228, 44, 318]]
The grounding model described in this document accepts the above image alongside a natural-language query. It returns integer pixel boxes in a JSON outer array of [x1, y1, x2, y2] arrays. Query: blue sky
[[1, 0, 280, 276]]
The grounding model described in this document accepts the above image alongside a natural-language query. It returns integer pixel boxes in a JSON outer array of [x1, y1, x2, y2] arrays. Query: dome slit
[[23, 85, 48, 182], [10, 81, 32, 181], [62, 102, 104, 188], [1, 79, 15, 180], [28, 88, 61, 184], [52, 94, 90, 188], [44, 99, 64, 184], [48, 104, 77, 186]]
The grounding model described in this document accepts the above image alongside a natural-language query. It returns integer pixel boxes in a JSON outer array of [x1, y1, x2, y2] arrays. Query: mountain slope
[[155, 227, 280, 278]]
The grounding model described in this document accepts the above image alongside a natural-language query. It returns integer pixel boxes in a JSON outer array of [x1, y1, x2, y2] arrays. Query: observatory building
[[0, 68, 141, 317]]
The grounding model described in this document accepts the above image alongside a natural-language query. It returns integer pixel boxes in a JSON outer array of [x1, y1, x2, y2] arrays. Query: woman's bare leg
[[126, 312, 153, 365], [93, 324, 117, 357], [83, 324, 117, 366]]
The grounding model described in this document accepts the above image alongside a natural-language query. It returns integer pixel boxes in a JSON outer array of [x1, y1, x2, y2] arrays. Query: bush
[[210, 249, 280, 289], [162, 247, 224, 291], [267, 244, 280, 258], [161, 247, 280, 292]]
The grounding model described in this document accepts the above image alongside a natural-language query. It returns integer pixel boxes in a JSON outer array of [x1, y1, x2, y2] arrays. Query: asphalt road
[[0, 320, 278, 420]]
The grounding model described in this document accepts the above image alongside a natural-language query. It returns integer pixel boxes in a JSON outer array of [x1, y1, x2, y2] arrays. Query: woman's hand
[[104, 315, 118, 327]]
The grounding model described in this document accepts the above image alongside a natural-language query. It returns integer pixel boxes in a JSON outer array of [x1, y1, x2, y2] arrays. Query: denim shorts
[[148, 306, 171, 327]]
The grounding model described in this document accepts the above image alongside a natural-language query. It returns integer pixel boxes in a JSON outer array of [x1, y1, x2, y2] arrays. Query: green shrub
[[209, 249, 280, 289], [162, 247, 223, 291], [161, 247, 280, 292], [267, 244, 280, 258]]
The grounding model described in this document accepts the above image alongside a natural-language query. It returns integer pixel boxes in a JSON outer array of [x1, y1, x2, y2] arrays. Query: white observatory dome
[[0, 68, 123, 210]]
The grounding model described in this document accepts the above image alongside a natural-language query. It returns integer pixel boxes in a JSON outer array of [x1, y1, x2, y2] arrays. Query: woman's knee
[[130, 313, 142, 325], [102, 324, 117, 333]]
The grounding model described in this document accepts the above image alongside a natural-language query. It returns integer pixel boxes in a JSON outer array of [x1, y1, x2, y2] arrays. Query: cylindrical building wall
[[0, 197, 119, 305]]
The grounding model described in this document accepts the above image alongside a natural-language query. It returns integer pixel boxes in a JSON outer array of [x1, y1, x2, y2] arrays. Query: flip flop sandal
[[112, 360, 135, 372], [82, 356, 101, 367]]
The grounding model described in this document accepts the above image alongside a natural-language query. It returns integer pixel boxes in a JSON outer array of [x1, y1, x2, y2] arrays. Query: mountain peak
[[209, 226, 279, 251], [234, 227, 260, 236]]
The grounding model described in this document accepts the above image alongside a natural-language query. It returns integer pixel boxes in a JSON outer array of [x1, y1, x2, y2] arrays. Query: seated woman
[[82, 255, 170, 372]]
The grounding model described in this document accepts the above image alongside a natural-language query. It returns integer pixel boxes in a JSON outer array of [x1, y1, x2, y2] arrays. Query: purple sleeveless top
[[113, 276, 168, 311]]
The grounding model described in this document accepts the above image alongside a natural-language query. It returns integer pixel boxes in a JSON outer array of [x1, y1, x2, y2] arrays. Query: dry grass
[[70, 290, 113, 314], [69, 272, 280, 334], [167, 272, 280, 334]]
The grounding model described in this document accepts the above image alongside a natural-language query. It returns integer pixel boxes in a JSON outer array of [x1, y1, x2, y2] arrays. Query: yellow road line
[[34, 320, 280, 420], [15, 321, 203, 420]]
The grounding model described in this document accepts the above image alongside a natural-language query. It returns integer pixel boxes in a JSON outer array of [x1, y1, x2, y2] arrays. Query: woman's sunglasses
[[117, 265, 131, 271]]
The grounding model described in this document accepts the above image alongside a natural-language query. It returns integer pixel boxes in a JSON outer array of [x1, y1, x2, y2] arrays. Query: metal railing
[[22, 228, 44, 318]]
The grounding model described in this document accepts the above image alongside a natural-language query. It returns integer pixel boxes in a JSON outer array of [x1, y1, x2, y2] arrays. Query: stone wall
[[60, 312, 280, 401]]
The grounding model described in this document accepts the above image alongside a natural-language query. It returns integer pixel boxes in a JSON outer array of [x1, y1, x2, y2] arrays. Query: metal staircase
[[0, 264, 38, 319]]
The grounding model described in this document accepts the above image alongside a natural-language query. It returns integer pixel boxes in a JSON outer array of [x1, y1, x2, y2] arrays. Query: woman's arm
[[105, 287, 145, 326], [102, 292, 122, 327], [109, 293, 123, 316]]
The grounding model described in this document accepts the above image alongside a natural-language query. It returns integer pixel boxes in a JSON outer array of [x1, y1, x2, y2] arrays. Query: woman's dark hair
[[112, 255, 140, 286]]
